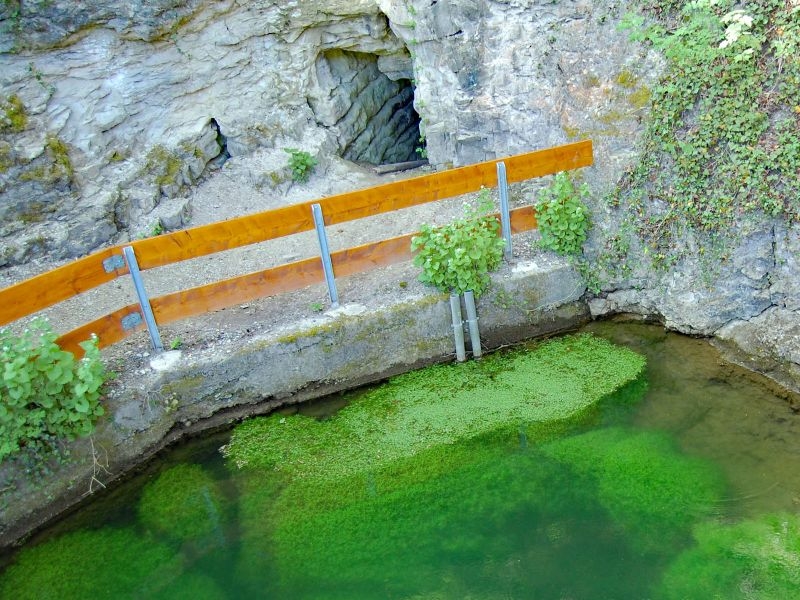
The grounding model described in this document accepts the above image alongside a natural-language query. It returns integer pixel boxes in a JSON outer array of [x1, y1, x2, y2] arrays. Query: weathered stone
[[715, 308, 800, 393]]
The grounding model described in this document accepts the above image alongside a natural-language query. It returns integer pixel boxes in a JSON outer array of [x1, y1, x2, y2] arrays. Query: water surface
[[2, 323, 799, 599]]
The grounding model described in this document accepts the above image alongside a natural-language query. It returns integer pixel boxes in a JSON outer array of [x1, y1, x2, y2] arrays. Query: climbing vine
[[608, 0, 800, 272]]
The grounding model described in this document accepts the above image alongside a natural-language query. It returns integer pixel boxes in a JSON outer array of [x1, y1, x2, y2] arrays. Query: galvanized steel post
[[496, 161, 513, 260], [311, 203, 340, 308], [450, 293, 466, 362], [463, 290, 482, 359], [122, 246, 164, 352]]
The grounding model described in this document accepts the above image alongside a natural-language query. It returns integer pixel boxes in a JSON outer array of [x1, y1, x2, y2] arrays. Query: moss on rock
[[0, 94, 27, 133]]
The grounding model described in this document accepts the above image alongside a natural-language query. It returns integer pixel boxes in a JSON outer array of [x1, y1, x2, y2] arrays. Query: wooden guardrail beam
[[56, 206, 539, 355], [0, 140, 591, 328]]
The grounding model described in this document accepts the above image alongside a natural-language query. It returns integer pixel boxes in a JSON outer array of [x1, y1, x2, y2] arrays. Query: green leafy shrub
[[411, 189, 506, 296], [0, 319, 106, 461], [535, 172, 591, 256], [138, 463, 225, 541], [283, 147, 317, 183]]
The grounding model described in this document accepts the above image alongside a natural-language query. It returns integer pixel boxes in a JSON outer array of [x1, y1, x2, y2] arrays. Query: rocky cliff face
[[0, 0, 797, 389], [0, 0, 652, 263]]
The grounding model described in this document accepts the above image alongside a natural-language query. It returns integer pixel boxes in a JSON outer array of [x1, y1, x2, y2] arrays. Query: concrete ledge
[[0, 257, 588, 548]]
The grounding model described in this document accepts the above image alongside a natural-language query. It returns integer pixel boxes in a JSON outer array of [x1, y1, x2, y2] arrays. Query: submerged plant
[[542, 427, 726, 553], [228, 334, 649, 594], [657, 513, 800, 600], [138, 463, 225, 542], [0, 528, 179, 599], [223, 334, 646, 480]]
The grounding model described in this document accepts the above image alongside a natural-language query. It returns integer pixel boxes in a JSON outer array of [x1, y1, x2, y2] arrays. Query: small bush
[[0, 319, 106, 461], [535, 172, 591, 256], [411, 189, 505, 297], [284, 148, 317, 183]]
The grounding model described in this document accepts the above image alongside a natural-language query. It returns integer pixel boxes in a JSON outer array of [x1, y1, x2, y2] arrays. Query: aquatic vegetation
[[150, 573, 228, 600], [229, 334, 649, 596], [657, 513, 800, 600], [223, 334, 647, 482], [0, 528, 180, 599], [542, 427, 727, 553], [240, 444, 658, 598], [138, 463, 225, 542]]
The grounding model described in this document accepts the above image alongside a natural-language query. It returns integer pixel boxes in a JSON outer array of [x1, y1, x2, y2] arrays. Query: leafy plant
[[309, 301, 324, 313], [284, 148, 317, 183], [535, 172, 591, 256], [608, 0, 800, 273], [411, 189, 506, 297], [0, 319, 106, 461], [169, 337, 182, 350]]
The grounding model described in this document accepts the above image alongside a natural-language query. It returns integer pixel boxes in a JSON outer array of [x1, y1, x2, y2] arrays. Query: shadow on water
[[1, 323, 799, 599]]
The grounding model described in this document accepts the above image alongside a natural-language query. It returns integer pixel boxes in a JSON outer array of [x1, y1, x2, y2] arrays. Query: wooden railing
[[0, 140, 593, 355]]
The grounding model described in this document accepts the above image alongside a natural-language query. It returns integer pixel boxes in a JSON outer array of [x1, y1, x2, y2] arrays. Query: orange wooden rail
[[0, 140, 592, 327], [55, 207, 540, 355]]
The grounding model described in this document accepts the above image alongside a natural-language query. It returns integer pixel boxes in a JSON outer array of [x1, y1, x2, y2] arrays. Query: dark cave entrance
[[308, 49, 425, 166]]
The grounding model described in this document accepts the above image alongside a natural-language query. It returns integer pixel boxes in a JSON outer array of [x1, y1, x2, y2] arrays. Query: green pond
[[2, 322, 800, 599]]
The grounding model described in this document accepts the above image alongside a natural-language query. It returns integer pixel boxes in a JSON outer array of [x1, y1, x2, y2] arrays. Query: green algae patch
[[238, 443, 661, 599], [0, 528, 181, 599], [150, 573, 228, 600], [138, 463, 224, 542], [542, 427, 726, 553], [223, 334, 646, 482], [657, 513, 800, 600]]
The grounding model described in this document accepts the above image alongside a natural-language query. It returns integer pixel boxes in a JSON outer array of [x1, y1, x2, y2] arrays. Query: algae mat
[[222, 333, 647, 480]]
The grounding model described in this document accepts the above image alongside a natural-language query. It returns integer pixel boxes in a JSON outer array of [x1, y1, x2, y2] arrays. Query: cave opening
[[308, 49, 425, 166]]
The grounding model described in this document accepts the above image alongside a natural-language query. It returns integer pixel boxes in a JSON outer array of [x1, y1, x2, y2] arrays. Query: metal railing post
[[497, 161, 513, 260], [311, 203, 340, 308], [450, 293, 466, 362], [463, 290, 482, 359], [122, 246, 164, 352]]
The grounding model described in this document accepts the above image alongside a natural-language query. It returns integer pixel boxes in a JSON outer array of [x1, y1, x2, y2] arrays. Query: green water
[[2, 323, 800, 599]]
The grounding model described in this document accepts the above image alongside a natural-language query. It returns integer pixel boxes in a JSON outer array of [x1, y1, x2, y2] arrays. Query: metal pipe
[[449, 293, 466, 362], [496, 161, 513, 260], [122, 246, 164, 352], [463, 290, 482, 359], [311, 203, 339, 308]]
